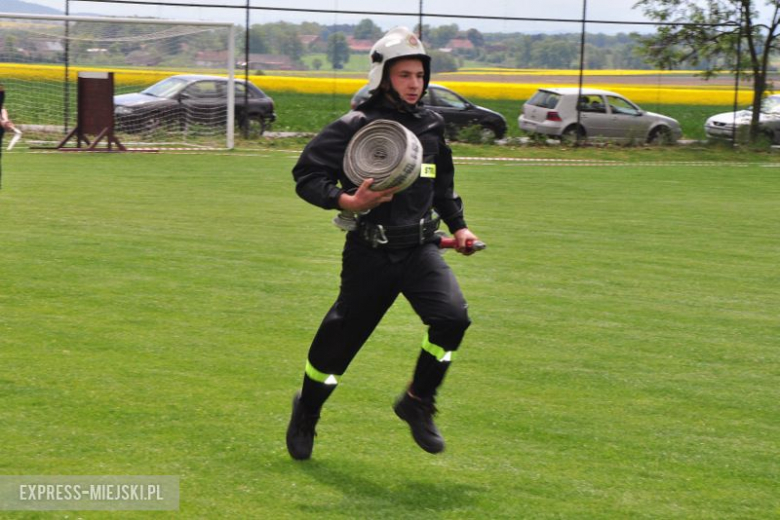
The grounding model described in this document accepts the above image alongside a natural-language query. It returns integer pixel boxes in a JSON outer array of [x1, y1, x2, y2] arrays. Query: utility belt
[[353, 216, 441, 249]]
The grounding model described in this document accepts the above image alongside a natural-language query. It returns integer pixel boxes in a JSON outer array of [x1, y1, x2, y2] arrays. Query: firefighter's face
[[388, 58, 424, 105]]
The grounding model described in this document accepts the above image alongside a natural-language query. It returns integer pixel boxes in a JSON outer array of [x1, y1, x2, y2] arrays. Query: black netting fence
[[0, 0, 764, 147]]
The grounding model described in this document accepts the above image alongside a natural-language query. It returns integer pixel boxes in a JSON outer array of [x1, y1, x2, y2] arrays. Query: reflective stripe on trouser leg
[[300, 360, 340, 413], [411, 333, 454, 400], [421, 333, 456, 363], [305, 360, 339, 386]]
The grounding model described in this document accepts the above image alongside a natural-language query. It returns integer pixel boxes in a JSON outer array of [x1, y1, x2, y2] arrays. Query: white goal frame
[[0, 12, 237, 149]]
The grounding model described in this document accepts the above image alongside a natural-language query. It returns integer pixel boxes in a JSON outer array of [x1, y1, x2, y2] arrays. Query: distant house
[[32, 40, 64, 53], [440, 38, 475, 53], [299, 34, 319, 47], [28, 39, 63, 59], [300, 34, 325, 52], [196, 50, 229, 68], [346, 36, 373, 53], [241, 54, 295, 71], [196, 50, 295, 70]]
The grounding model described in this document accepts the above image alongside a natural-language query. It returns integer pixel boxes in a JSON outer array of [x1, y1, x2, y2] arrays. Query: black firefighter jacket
[[292, 95, 467, 235]]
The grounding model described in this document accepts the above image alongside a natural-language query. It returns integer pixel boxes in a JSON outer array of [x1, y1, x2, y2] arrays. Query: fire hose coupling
[[435, 231, 487, 253], [333, 119, 423, 232]]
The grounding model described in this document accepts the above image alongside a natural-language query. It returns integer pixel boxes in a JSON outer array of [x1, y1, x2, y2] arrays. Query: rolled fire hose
[[334, 119, 422, 231], [344, 119, 422, 191]]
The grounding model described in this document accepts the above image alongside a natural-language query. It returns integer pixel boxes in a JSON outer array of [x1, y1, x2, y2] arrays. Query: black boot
[[286, 392, 320, 460], [393, 392, 445, 454]]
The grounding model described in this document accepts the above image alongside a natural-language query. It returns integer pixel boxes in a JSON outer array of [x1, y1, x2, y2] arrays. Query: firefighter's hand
[[339, 178, 398, 213], [454, 228, 480, 256], [0, 108, 13, 131]]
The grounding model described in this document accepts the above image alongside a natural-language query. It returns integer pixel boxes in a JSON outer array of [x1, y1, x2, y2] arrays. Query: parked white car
[[519, 87, 682, 143], [704, 95, 780, 143]]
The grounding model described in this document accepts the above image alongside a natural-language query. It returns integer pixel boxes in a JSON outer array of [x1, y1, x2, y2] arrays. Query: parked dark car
[[351, 83, 507, 140], [114, 74, 276, 134]]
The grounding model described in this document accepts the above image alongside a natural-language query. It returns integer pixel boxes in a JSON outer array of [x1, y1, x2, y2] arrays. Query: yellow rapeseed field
[[1, 63, 181, 84], [452, 68, 712, 76], [0, 63, 755, 105], [423, 80, 753, 105]]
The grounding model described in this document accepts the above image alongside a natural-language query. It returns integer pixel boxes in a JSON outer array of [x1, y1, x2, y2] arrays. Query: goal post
[[0, 12, 236, 149]]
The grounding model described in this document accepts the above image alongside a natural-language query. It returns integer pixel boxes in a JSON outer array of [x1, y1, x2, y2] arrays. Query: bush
[[429, 50, 458, 73], [456, 124, 491, 144]]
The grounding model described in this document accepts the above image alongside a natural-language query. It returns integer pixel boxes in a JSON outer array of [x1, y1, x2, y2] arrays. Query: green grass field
[[0, 150, 778, 518]]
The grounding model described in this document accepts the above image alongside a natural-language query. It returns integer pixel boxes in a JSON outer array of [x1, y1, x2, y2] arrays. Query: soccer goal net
[[0, 12, 236, 149]]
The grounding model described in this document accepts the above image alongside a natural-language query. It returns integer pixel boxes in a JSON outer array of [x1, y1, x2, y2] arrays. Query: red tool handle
[[438, 237, 487, 252]]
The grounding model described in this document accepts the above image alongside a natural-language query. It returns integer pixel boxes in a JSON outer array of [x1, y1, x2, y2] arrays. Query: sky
[[15, 0, 669, 34], [11, 0, 779, 35]]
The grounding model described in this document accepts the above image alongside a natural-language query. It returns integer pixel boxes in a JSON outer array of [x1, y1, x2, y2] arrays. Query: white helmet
[[367, 27, 431, 94]]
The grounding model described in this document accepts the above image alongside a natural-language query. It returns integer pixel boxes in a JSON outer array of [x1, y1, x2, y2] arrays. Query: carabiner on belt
[[371, 224, 388, 247]]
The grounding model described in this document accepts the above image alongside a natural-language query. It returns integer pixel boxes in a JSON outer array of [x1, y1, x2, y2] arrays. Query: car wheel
[[479, 126, 496, 142], [648, 126, 673, 145], [481, 125, 505, 141], [561, 125, 585, 144], [239, 114, 268, 137]]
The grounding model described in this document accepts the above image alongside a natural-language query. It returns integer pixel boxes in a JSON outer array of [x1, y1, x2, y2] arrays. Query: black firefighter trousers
[[301, 238, 471, 410]]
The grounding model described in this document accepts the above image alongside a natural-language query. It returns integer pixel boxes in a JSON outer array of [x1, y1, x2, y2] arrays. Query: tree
[[326, 32, 350, 69], [3, 35, 24, 62], [247, 25, 270, 54], [354, 19, 382, 40], [299, 22, 323, 37], [584, 43, 608, 69], [429, 50, 459, 73], [508, 35, 534, 68], [429, 24, 460, 49], [530, 38, 578, 68], [278, 31, 304, 64], [635, 0, 780, 142], [466, 28, 485, 48], [414, 24, 431, 42]]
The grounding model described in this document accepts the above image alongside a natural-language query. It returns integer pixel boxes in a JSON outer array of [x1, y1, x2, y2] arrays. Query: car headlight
[[115, 106, 134, 115]]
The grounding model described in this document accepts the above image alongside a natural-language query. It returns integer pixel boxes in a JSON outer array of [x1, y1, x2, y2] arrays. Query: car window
[[142, 77, 188, 98], [184, 81, 221, 99], [235, 83, 256, 98], [606, 95, 641, 116], [431, 88, 468, 109], [527, 90, 560, 109], [578, 94, 606, 113]]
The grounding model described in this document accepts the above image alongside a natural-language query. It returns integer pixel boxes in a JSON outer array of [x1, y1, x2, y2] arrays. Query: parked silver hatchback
[[704, 94, 780, 143], [519, 87, 682, 143]]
